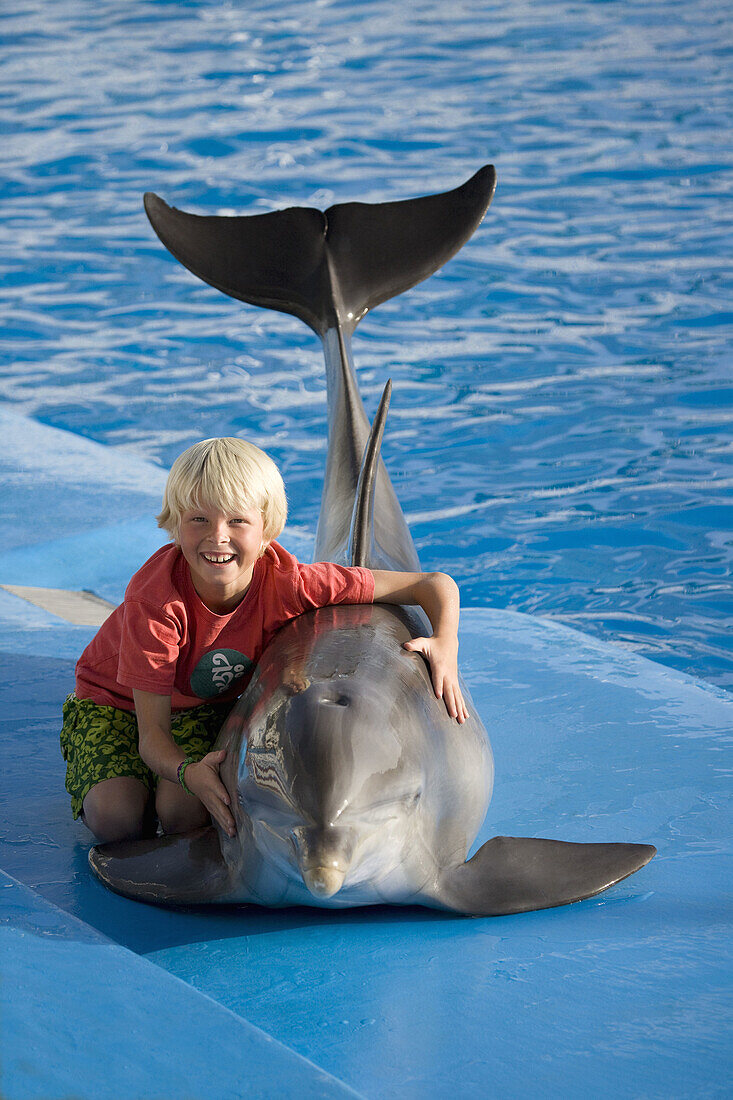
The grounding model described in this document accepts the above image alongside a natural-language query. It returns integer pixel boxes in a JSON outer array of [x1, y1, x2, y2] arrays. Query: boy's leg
[[60, 694, 155, 840], [155, 777, 210, 834], [82, 776, 153, 843]]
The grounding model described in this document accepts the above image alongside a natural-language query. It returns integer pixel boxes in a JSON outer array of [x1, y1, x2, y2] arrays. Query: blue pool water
[[1, 0, 731, 689]]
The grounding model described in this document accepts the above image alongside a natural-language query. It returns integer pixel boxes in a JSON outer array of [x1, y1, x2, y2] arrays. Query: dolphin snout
[[302, 865, 347, 899], [291, 825, 356, 900]]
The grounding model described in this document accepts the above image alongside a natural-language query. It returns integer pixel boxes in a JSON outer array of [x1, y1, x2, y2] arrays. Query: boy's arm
[[369, 571, 468, 724], [133, 689, 235, 835]]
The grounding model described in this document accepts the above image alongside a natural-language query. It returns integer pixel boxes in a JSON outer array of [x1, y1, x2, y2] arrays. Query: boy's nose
[[211, 520, 230, 542]]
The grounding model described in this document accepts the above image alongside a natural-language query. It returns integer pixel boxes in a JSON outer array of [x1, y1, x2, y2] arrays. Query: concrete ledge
[[0, 585, 116, 626]]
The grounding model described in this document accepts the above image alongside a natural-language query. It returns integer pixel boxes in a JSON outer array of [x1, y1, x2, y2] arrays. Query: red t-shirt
[[75, 542, 375, 711]]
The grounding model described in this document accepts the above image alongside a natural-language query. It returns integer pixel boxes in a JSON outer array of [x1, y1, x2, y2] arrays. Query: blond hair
[[157, 438, 287, 549]]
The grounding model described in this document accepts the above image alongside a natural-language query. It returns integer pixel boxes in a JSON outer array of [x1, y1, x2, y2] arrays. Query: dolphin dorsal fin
[[143, 166, 496, 336], [347, 380, 392, 567]]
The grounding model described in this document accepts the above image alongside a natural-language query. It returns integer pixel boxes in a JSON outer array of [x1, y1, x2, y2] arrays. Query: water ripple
[[0, 0, 731, 688]]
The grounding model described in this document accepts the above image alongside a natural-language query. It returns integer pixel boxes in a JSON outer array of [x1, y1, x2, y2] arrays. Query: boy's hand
[[371, 570, 468, 723], [185, 750, 236, 837], [403, 634, 468, 724]]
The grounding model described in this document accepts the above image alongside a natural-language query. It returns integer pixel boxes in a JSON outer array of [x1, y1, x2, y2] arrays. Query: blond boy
[[61, 438, 467, 844]]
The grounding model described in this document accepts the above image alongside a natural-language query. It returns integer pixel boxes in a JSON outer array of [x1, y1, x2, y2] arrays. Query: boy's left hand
[[402, 634, 468, 724]]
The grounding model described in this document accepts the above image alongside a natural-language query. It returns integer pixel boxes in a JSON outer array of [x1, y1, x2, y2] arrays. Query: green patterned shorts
[[60, 694, 232, 819]]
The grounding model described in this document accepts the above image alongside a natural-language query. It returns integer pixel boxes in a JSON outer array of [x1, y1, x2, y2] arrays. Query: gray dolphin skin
[[89, 168, 656, 914]]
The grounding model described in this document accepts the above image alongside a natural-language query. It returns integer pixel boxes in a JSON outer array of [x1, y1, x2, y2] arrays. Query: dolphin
[[89, 167, 656, 914]]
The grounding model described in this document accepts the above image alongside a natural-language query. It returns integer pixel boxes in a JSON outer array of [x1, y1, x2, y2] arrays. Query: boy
[[61, 437, 467, 845]]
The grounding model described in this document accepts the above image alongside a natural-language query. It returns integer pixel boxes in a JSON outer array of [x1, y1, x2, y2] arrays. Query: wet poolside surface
[[1, 2, 731, 1097], [0, 570, 730, 1097]]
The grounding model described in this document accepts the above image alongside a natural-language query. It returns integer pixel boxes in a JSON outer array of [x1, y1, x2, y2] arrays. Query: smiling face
[[178, 504, 266, 614]]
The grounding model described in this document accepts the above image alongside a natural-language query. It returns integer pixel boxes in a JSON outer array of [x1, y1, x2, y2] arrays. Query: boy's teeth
[[203, 553, 234, 563]]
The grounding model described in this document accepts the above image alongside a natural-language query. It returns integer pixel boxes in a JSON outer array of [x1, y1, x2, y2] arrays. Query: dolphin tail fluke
[[431, 836, 656, 917], [144, 165, 496, 336], [89, 826, 232, 907]]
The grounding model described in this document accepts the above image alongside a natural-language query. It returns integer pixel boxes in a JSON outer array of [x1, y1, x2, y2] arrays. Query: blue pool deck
[[1, 412, 731, 1099]]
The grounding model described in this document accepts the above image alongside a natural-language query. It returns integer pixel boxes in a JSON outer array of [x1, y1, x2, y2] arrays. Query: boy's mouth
[[202, 552, 236, 565]]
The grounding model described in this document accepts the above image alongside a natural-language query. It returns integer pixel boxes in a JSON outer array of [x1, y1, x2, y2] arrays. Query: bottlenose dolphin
[[90, 167, 656, 914]]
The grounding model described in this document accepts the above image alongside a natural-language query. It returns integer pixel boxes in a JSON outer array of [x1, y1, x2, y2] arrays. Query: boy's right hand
[[185, 750, 236, 837]]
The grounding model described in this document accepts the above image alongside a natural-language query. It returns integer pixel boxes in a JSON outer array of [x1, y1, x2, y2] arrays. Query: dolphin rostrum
[[89, 168, 656, 913]]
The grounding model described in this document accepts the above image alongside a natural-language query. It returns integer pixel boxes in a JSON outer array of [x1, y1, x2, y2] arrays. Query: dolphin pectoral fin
[[89, 825, 233, 907], [144, 165, 496, 337], [430, 836, 657, 916]]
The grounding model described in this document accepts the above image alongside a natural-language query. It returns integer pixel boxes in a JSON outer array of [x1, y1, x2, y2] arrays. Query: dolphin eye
[[318, 692, 350, 707]]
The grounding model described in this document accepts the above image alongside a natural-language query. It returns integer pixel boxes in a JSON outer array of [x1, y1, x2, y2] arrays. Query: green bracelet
[[177, 756, 195, 796]]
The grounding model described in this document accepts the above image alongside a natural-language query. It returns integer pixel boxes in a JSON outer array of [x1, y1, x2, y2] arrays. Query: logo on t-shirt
[[190, 649, 254, 699]]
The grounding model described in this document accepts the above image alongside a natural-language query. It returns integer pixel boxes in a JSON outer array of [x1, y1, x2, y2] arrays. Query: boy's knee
[[83, 803, 147, 843], [158, 807, 210, 835], [156, 782, 210, 835], [82, 778, 150, 843]]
